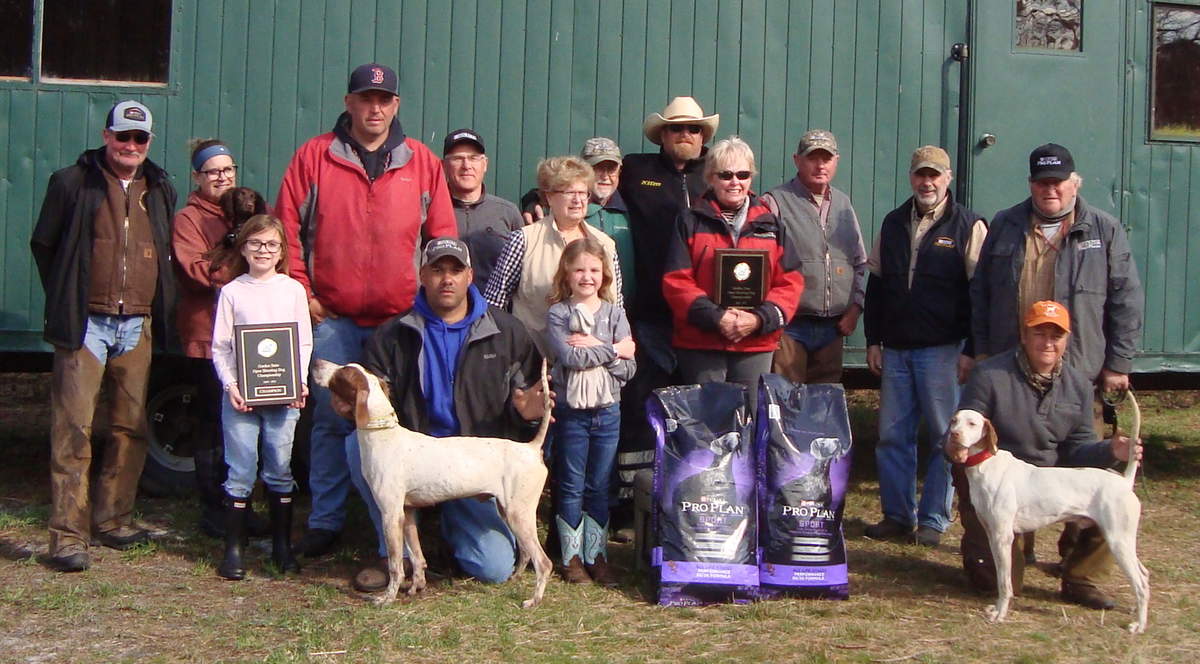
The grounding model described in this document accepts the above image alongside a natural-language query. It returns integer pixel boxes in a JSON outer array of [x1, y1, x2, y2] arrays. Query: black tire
[[140, 381, 200, 497]]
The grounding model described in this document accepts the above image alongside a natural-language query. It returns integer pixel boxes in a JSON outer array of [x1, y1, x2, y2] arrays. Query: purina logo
[[370, 67, 385, 84], [123, 107, 146, 122], [1036, 156, 1062, 166]]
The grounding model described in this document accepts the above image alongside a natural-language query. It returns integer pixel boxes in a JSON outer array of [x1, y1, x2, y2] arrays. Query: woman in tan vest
[[484, 156, 623, 354]]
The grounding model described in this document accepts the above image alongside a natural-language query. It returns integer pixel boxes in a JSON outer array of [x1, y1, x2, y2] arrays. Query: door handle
[[979, 133, 997, 148]]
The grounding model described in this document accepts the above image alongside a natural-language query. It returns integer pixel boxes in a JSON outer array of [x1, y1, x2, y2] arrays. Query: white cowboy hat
[[642, 96, 720, 145]]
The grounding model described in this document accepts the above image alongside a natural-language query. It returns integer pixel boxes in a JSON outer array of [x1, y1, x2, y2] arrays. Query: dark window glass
[[0, 1, 34, 78], [42, 0, 171, 83], [1153, 4, 1200, 139], [1016, 0, 1083, 52]]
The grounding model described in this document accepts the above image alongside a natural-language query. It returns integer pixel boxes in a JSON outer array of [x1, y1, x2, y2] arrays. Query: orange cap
[[1024, 300, 1071, 333]]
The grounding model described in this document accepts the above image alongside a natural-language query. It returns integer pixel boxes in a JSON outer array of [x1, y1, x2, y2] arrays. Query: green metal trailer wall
[[1, 1, 1196, 371]]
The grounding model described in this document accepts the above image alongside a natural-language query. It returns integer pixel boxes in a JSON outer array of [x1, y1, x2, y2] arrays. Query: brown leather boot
[[560, 555, 591, 584], [585, 553, 618, 587]]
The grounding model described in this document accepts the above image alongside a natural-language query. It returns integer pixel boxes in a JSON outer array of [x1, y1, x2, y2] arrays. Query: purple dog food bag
[[756, 374, 853, 599], [648, 382, 758, 606]]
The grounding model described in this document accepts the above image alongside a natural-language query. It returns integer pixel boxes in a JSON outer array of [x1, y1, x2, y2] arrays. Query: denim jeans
[[876, 342, 961, 532], [307, 316, 376, 532], [347, 433, 518, 583], [221, 399, 299, 497], [553, 403, 621, 528]]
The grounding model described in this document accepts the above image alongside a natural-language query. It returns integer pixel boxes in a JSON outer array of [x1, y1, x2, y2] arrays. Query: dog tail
[[1123, 390, 1142, 487], [529, 358, 552, 455]]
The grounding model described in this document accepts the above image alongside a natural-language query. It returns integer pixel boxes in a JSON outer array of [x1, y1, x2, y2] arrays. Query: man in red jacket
[[275, 63, 456, 557]]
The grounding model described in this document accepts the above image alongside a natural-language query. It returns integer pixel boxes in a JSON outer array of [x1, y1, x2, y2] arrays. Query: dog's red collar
[[964, 449, 994, 467]]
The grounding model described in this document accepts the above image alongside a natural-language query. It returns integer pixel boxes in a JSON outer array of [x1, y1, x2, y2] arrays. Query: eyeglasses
[[715, 170, 753, 181], [113, 130, 151, 145], [553, 190, 591, 200], [201, 165, 238, 180], [245, 239, 282, 252], [665, 124, 703, 135], [445, 154, 486, 165]]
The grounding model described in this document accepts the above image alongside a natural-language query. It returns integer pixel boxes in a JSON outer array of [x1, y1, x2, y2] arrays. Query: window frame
[[0, 0, 177, 92], [1148, 0, 1200, 144]]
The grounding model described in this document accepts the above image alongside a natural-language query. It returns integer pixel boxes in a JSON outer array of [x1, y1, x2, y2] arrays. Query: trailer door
[[967, 0, 1124, 219]]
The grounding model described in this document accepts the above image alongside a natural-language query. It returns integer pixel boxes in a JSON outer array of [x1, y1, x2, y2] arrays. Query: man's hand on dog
[[512, 378, 554, 422]]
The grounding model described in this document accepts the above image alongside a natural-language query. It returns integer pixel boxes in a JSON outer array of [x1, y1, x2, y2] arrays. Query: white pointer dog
[[945, 399, 1149, 633], [312, 359, 553, 608]]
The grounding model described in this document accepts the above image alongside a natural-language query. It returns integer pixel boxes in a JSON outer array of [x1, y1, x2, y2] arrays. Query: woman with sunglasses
[[485, 155, 624, 354], [171, 139, 271, 539], [661, 136, 804, 404]]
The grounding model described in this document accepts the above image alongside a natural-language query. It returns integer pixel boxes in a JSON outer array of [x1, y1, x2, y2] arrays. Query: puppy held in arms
[[312, 359, 553, 608], [945, 398, 1149, 633]]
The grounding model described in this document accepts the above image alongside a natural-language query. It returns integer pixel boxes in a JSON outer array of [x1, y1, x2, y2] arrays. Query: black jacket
[[618, 149, 708, 326], [30, 148, 178, 350], [865, 193, 982, 353], [361, 303, 544, 441]]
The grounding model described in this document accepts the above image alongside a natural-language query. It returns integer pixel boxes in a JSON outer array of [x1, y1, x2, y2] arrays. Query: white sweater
[[211, 273, 314, 390]]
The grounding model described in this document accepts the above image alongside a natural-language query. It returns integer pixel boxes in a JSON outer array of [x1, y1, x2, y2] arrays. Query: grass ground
[[0, 375, 1197, 663]]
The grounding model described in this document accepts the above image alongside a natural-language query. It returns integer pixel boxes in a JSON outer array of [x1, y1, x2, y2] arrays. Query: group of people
[[31, 61, 1145, 611]]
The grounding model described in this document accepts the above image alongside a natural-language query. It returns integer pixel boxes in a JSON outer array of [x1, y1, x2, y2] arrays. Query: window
[[1016, 0, 1083, 52], [0, 0, 171, 85], [1152, 4, 1200, 140], [0, 1, 34, 78]]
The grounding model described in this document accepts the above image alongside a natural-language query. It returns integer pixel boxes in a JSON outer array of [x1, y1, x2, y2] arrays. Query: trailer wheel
[[140, 382, 199, 497]]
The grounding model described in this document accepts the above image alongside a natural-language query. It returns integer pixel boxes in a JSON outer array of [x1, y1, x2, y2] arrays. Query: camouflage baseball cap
[[797, 129, 838, 156], [910, 145, 951, 174], [580, 137, 622, 166]]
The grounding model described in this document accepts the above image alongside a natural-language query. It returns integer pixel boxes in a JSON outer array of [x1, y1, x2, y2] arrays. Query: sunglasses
[[716, 170, 753, 181], [665, 124, 703, 135], [113, 130, 151, 145]]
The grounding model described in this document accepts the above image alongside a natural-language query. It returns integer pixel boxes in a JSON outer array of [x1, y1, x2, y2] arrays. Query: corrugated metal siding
[[1122, 1, 1200, 371]]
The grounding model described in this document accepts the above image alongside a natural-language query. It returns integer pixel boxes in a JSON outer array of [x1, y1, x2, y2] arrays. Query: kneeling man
[[349, 238, 550, 591], [950, 300, 1140, 609]]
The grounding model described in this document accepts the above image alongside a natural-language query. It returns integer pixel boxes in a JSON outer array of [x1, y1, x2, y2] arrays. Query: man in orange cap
[[950, 300, 1142, 611]]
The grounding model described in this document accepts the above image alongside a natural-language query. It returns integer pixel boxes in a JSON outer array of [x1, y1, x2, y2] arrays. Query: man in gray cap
[[31, 100, 178, 571], [442, 128, 523, 291], [968, 143, 1143, 610], [764, 129, 867, 385], [349, 237, 551, 592], [863, 145, 987, 548]]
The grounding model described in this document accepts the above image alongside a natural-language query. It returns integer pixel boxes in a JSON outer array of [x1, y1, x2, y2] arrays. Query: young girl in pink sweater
[[211, 214, 312, 580]]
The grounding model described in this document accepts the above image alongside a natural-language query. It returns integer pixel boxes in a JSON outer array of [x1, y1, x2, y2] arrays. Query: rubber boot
[[555, 515, 590, 583], [268, 490, 300, 574], [582, 513, 617, 586], [217, 494, 248, 580]]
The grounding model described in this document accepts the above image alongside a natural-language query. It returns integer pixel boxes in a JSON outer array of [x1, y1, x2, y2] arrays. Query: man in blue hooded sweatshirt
[[350, 237, 550, 592]]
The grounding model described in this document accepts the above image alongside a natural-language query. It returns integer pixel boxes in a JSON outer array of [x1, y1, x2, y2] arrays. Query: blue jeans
[[347, 433, 518, 583], [82, 314, 145, 361], [553, 403, 621, 528], [876, 343, 961, 532], [221, 399, 299, 497], [307, 316, 376, 532], [784, 316, 840, 352]]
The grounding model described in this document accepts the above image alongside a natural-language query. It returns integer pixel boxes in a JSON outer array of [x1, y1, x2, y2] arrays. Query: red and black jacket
[[662, 192, 804, 353]]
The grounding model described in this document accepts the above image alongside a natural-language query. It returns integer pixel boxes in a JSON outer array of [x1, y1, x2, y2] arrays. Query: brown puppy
[[314, 359, 553, 608]]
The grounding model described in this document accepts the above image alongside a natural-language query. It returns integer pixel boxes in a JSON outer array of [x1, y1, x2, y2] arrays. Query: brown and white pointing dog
[[945, 399, 1149, 633], [312, 359, 553, 608]]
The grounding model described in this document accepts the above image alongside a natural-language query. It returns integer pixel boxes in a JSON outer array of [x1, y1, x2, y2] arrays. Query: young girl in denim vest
[[545, 238, 635, 584], [211, 215, 312, 580]]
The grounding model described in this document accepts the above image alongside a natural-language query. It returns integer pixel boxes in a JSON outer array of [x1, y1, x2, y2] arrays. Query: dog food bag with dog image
[[648, 382, 758, 606], [756, 374, 852, 599]]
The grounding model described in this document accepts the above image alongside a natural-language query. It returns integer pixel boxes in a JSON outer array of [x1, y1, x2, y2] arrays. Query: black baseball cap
[[1029, 143, 1075, 181], [348, 63, 398, 95], [443, 128, 485, 155]]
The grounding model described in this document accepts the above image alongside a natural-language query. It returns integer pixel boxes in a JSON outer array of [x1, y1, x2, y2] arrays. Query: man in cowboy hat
[[614, 96, 720, 521]]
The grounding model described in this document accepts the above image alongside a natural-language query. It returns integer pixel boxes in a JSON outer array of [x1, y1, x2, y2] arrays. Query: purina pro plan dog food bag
[[648, 383, 758, 606], [756, 374, 853, 599]]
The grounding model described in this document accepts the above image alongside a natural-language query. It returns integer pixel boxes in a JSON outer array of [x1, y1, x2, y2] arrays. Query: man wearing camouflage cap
[[764, 130, 867, 385], [863, 145, 987, 548]]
